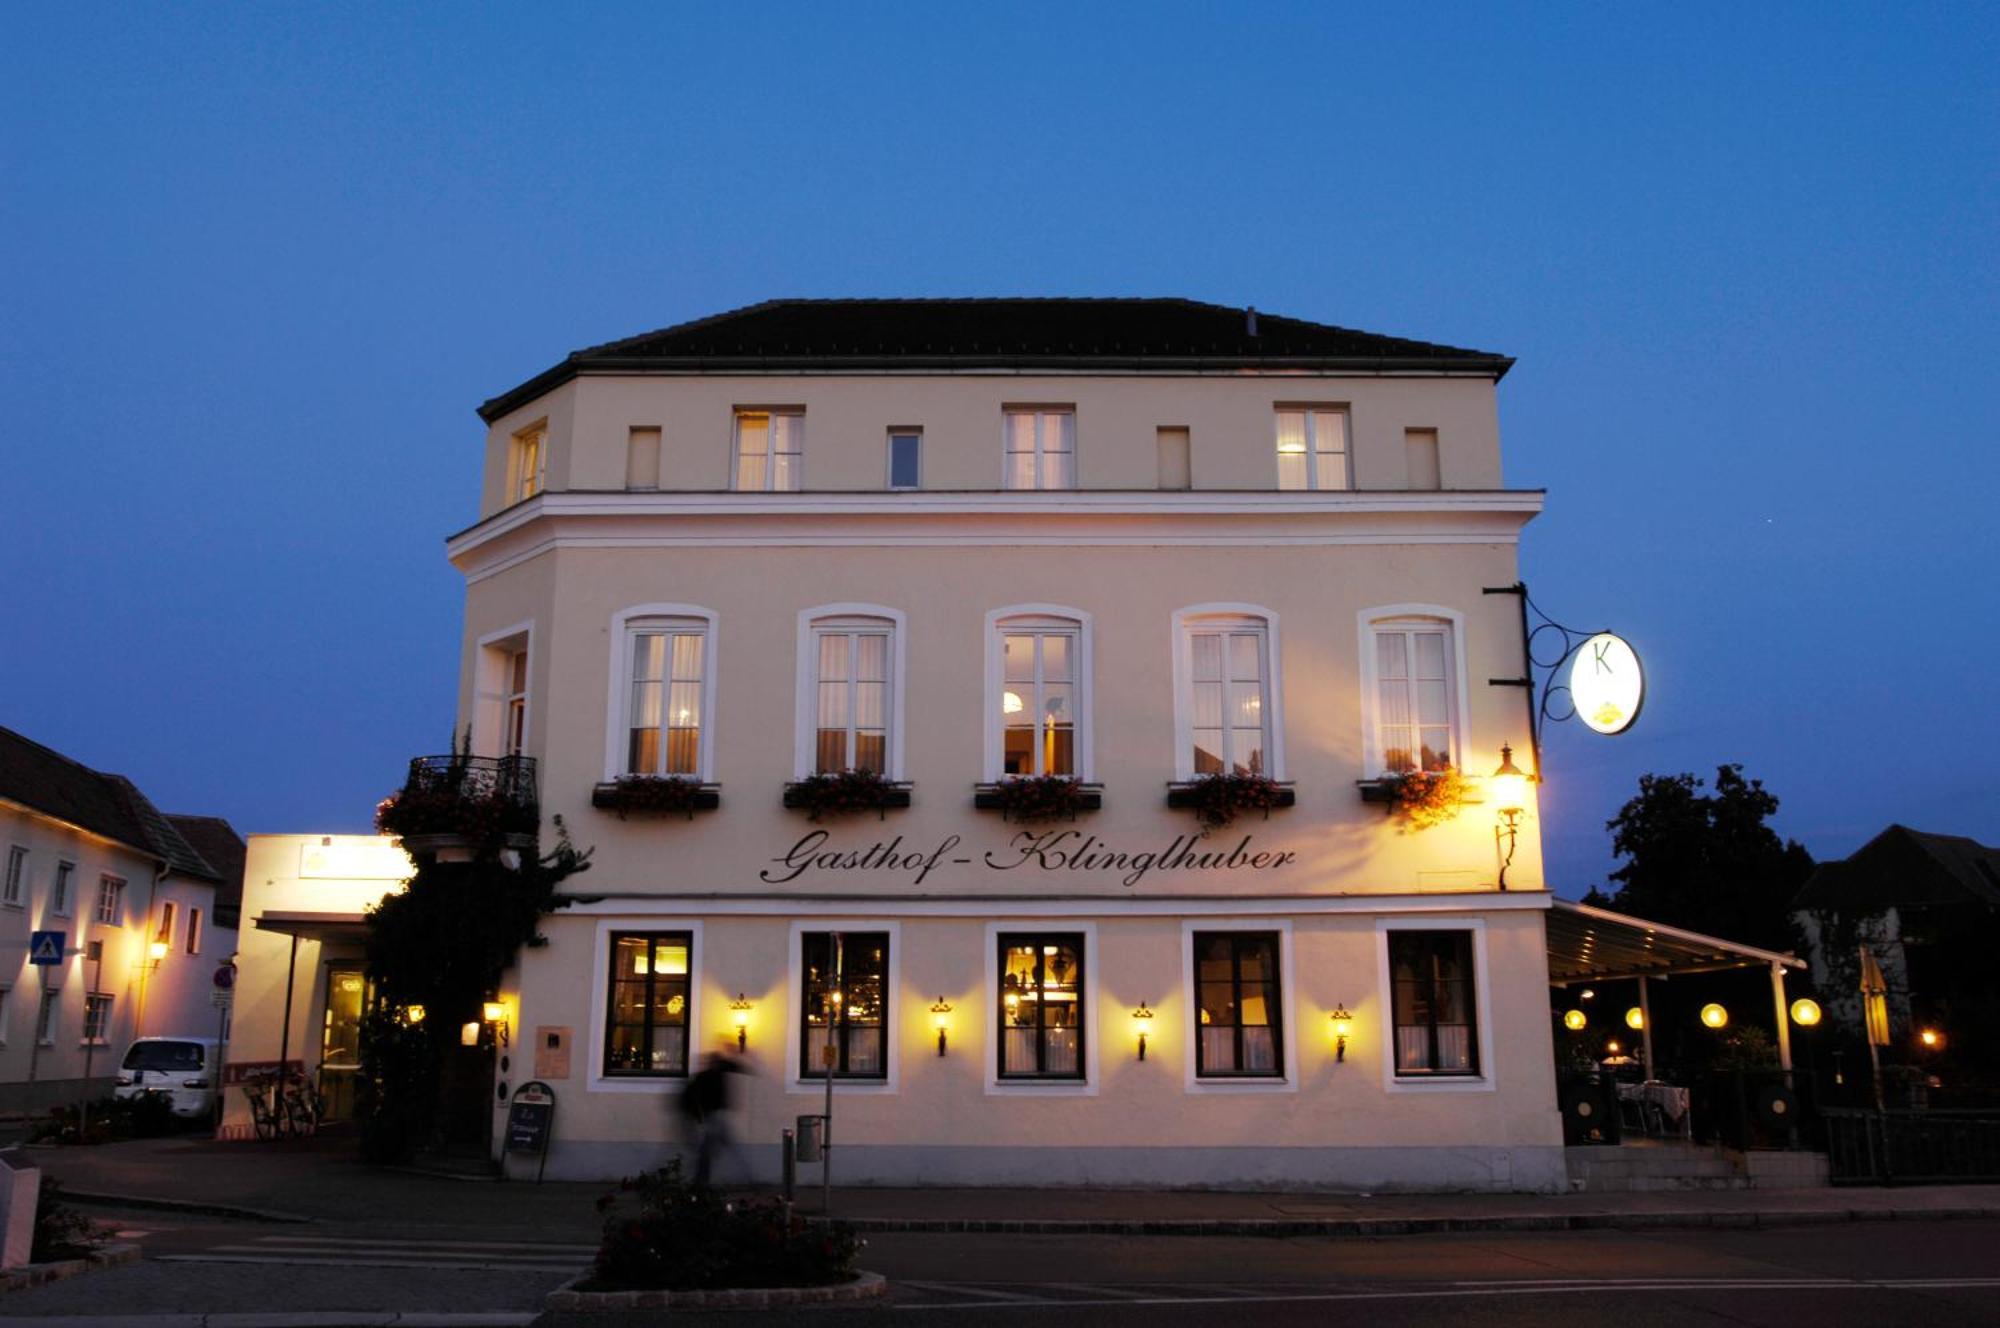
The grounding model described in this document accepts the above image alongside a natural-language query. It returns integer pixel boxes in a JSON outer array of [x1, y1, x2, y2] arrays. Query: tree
[[1596, 764, 1814, 951]]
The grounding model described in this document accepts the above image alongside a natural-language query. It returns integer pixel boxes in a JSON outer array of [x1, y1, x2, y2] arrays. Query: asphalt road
[[11, 1210, 1997, 1325]]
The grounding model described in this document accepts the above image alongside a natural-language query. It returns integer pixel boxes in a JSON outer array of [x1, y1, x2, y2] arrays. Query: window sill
[[986, 1078, 1097, 1098], [1356, 778, 1485, 806], [972, 783, 1103, 815], [1387, 1073, 1494, 1094], [590, 781, 722, 816], [1187, 1076, 1298, 1094], [1164, 782, 1296, 810], [781, 782, 913, 815]]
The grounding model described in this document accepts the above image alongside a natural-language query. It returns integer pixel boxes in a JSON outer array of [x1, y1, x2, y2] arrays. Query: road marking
[[898, 1280, 1051, 1302], [156, 1253, 586, 1272], [252, 1235, 597, 1253], [153, 1234, 592, 1274]]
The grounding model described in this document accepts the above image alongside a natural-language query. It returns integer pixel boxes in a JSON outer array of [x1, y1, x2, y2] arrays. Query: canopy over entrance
[[253, 910, 368, 945], [1545, 898, 1807, 1075]]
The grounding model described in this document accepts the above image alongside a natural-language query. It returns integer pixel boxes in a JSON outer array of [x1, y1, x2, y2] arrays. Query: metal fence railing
[[1822, 1107, 2000, 1185]]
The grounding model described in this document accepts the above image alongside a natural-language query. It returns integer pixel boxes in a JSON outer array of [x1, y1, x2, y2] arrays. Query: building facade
[[447, 299, 1563, 1189], [0, 726, 242, 1113]]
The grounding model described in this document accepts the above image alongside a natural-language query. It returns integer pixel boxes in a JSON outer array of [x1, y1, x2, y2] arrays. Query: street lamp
[[1563, 1009, 1588, 1031], [1700, 1003, 1729, 1030]]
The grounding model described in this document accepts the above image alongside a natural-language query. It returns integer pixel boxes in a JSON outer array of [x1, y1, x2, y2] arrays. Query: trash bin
[[795, 1114, 824, 1163]]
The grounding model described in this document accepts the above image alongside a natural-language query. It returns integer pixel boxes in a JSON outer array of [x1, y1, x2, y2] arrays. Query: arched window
[[607, 606, 718, 782]]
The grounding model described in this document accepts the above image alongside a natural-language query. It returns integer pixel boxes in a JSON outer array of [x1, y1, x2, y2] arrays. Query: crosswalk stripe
[[251, 1236, 597, 1253], [155, 1254, 585, 1272]]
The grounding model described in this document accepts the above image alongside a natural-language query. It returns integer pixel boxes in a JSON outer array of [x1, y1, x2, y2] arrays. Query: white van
[[113, 1037, 221, 1120]]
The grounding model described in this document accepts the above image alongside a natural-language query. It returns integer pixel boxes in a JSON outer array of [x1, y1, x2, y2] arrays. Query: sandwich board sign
[[28, 932, 64, 966]]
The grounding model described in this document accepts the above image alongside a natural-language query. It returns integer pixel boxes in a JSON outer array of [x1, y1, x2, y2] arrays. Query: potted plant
[[1165, 771, 1294, 829], [973, 775, 1100, 822], [591, 775, 720, 819], [781, 769, 911, 821], [1365, 767, 1471, 830]]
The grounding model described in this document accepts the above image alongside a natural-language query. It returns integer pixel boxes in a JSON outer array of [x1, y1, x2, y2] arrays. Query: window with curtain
[[95, 875, 124, 925], [998, 622, 1080, 777], [1184, 619, 1271, 777], [1389, 930, 1480, 1076], [1274, 408, 1348, 491], [1194, 932, 1283, 1077], [1373, 619, 1456, 774], [604, 932, 693, 1077], [625, 619, 708, 778], [1003, 409, 1075, 490], [998, 934, 1085, 1079], [813, 621, 894, 774], [735, 410, 803, 491], [800, 932, 888, 1079]]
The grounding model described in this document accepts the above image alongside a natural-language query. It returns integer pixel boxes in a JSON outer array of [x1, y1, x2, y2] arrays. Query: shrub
[[32, 1179, 103, 1263], [588, 1162, 861, 1292]]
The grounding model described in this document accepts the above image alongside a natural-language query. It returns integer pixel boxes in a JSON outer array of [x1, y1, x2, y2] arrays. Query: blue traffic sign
[[28, 931, 65, 966]]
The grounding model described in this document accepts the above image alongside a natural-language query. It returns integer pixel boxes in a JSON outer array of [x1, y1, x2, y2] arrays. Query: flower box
[[591, 778, 722, 819], [781, 771, 912, 820], [1165, 775, 1296, 828], [972, 779, 1103, 821]]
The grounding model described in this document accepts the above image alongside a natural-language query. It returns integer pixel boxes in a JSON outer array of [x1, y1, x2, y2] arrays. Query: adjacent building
[[0, 725, 242, 1113], [439, 298, 1565, 1188]]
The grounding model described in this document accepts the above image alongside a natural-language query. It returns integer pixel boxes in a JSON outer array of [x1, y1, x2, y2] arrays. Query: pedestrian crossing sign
[[28, 931, 65, 965]]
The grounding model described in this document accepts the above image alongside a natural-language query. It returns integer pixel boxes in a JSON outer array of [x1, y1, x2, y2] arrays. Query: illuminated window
[[1194, 932, 1283, 1078], [1389, 930, 1479, 1076], [1003, 409, 1075, 490], [509, 423, 547, 504], [810, 617, 896, 775], [1175, 613, 1276, 779], [622, 616, 712, 779], [1368, 617, 1459, 774], [604, 932, 693, 1077], [800, 932, 888, 1080], [3, 846, 24, 907], [887, 430, 921, 490], [990, 614, 1087, 779], [95, 875, 124, 925], [734, 409, 804, 492], [1274, 408, 1348, 491], [997, 934, 1085, 1079]]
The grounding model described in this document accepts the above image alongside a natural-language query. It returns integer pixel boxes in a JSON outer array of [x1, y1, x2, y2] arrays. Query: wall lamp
[[148, 940, 169, 965], [1329, 1006, 1354, 1062], [1492, 745, 1530, 891], [1919, 1027, 1946, 1052], [930, 997, 953, 1056], [1131, 1002, 1154, 1061], [482, 1000, 511, 1049], [729, 993, 754, 1052]]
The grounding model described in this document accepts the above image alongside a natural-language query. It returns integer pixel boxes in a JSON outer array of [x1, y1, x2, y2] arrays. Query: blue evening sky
[[4, 6, 1994, 893]]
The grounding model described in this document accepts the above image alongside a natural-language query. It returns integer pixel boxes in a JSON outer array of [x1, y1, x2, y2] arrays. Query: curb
[[544, 1270, 888, 1311], [60, 1191, 314, 1225], [0, 1316, 538, 1327], [816, 1205, 2000, 1238], [1, 1241, 141, 1292]]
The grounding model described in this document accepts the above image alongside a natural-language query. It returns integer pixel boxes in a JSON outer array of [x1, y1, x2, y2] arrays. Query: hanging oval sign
[[1569, 633, 1644, 735]]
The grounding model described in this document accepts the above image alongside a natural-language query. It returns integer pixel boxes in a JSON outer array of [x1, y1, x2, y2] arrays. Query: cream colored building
[[445, 299, 1564, 1189]]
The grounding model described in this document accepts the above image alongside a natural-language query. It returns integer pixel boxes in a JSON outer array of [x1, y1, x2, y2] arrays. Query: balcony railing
[[377, 754, 539, 851]]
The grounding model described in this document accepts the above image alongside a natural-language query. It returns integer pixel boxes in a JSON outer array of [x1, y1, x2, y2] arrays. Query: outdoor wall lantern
[[1919, 1027, 1945, 1052], [729, 993, 754, 1052], [1789, 999, 1822, 1027], [1563, 1009, 1588, 1031], [1329, 1006, 1354, 1062], [1131, 1002, 1154, 1061], [930, 997, 953, 1056], [1491, 745, 1530, 890], [1700, 1003, 1729, 1029], [1625, 1006, 1645, 1030], [147, 940, 169, 964], [482, 1000, 511, 1049]]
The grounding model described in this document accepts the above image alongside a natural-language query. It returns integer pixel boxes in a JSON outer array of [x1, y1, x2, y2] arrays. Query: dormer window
[[734, 410, 804, 492], [1003, 409, 1075, 490], [1274, 408, 1348, 491]]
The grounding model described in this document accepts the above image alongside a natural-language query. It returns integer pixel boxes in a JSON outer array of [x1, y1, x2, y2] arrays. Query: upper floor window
[[604, 931, 693, 1078], [3, 846, 24, 907], [734, 409, 803, 492], [623, 616, 711, 779], [156, 901, 176, 948], [1275, 408, 1348, 491], [474, 627, 532, 759], [509, 423, 547, 504], [887, 430, 921, 490], [1003, 408, 1075, 490], [52, 861, 73, 916], [1368, 615, 1459, 774], [187, 907, 203, 956], [96, 875, 125, 925], [811, 621, 892, 775], [990, 613, 1087, 779], [1175, 611, 1277, 779], [504, 649, 529, 757]]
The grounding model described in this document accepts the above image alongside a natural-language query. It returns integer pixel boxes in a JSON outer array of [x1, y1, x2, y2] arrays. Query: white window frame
[[1170, 605, 1286, 783], [1357, 605, 1471, 777], [982, 920, 1099, 1097], [95, 874, 123, 926], [732, 408, 805, 492], [1374, 916, 1496, 1094], [1181, 919, 1298, 1094], [794, 604, 907, 781], [155, 900, 176, 948], [3, 845, 24, 907], [509, 421, 548, 505], [473, 621, 534, 759], [587, 916, 705, 1095], [1001, 408, 1076, 490], [984, 606, 1094, 783], [186, 907, 203, 956], [36, 990, 58, 1046], [604, 605, 719, 783], [886, 429, 922, 491], [52, 860, 74, 917], [784, 919, 903, 1096], [1273, 406, 1350, 491], [81, 992, 113, 1047]]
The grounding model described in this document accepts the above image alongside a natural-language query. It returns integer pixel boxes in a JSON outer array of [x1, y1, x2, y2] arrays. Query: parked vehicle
[[113, 1037, 221, 1120]]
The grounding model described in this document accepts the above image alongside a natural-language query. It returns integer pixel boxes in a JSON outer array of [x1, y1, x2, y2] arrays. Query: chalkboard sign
[[505, 1080, 556, 1180]]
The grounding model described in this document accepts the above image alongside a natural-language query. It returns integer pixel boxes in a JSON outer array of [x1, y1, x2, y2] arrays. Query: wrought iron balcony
[[376, 754, 539, 853]]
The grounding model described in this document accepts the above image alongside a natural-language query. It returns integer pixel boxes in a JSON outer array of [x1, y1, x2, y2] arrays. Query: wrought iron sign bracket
[[1482, 582, 1613, 778]]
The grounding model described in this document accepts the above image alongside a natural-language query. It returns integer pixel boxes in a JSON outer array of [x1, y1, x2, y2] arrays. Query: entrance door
[[320, 966, 370, 1121]]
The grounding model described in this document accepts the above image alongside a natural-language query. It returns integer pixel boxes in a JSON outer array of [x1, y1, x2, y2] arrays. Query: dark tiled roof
[[167, 815, 245, 921], [0, 726, 224, 884], [479, 298, 1513, 422], [1791, 824, 2000, 913]]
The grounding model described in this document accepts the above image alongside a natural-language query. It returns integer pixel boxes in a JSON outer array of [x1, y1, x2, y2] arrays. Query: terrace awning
[[253, 910, 369, 945]]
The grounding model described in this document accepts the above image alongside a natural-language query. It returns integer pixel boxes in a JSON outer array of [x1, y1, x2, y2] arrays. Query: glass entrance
[[319, 965, 371, 1121]]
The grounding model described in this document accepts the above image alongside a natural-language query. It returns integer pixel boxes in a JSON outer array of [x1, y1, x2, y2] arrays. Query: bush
[[32, 1179, 103, 1263], [27, 1094, 180, 1146], [588, 1162, 861, 1292]]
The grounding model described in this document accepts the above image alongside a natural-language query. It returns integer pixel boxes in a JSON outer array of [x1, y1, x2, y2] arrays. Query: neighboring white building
[[426, 298, 1568, 1189], [0, 725, 242, 1114]]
